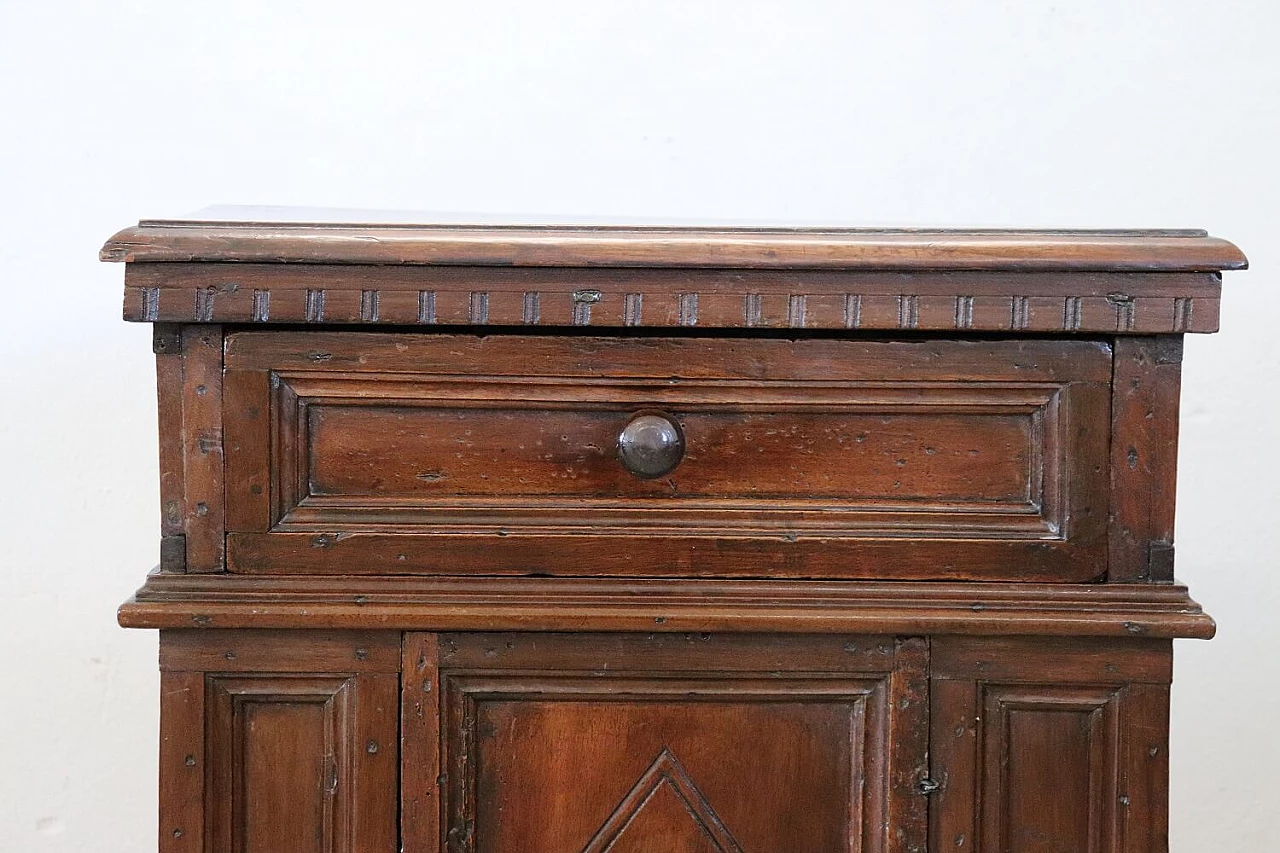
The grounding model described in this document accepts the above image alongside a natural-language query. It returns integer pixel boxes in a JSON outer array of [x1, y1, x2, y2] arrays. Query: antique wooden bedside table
[[102, 210, 1246, 853]]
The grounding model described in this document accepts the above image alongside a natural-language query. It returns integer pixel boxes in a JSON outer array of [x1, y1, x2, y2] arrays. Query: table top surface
[[102, 206, 1248, 272]]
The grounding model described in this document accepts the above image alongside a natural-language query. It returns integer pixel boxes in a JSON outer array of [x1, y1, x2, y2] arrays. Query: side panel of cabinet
[[1109, 336, 1184, 582], [158, 630, 401, 853], [409, 632, 929, 853], [929, 637, 1173, 853], [153, 324, 225, 573]]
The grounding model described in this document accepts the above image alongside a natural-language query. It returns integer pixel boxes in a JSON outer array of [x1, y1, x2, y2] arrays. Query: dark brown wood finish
[[121, 575, 1216, 638], [104, 218, 1244, 333], [102, 219, 1247, 271], [158, 671, 203, 853], [109, 215, 1243, 853], [154, 325, 186, 565], [402, 633, 443, 853], [121, 263, 1227, 333], [159, 630, 400, 853], [436, 632, 927, 853], [221, 332, 1111, 581], [929, 637, 1174, 853], [154, 324, 226, 573], [1109, 336, 1184, 582]]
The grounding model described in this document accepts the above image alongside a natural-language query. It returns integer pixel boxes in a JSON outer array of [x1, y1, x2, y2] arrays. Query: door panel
[[158, 630, 400, 853], [930, 637, 1172, 853], [458, 680, 876, 853], [408, 632, 928, 853], [206, 674, 357, 853]]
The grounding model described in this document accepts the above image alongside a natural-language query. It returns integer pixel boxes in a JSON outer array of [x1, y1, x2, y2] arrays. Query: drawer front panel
[[304, 398, 1036, 504], [224, 333, 1111, 580]]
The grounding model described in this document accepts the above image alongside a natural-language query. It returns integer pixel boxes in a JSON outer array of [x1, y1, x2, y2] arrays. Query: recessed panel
[[222, 333, 1111, 579], [980, 686, 1121, 853], [239, 701, 328, 853], [306, 402, 1035, 505], [445, 677, 890, 853]]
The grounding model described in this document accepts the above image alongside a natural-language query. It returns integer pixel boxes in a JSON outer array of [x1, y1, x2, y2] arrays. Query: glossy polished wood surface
[[107, 217, 1243, 853]]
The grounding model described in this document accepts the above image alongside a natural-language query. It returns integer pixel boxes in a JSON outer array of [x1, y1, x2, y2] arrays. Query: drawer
[[222, 333, 1112, 580]]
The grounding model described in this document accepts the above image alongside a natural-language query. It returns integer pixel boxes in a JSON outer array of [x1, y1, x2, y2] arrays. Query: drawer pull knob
[[617, 412, 685, 478]]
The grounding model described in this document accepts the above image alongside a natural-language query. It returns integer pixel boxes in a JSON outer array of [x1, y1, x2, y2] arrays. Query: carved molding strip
[[582, 749, 745, 853], [124, 286, 1219, 333], [121, 575, 1218, 638]]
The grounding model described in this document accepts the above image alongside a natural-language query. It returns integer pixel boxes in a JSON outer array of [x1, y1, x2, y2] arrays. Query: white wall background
[[1, 1, 1275, 850]]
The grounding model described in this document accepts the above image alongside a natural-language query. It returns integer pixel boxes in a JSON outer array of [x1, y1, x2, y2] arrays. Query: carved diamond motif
[[580, 748, 745, 853]]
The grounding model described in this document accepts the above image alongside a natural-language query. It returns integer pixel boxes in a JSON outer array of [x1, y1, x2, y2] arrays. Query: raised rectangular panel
[[157, 632, 401, 853], [201, 673, 398, 853], [425, 632, 927, 853], [980, 685, 1122, 853], [930, 638, 1173, 853], [223, 334, 1110, 580]]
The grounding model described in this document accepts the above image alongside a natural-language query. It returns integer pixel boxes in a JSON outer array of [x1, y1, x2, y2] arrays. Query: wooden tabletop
[[103, 207, 1247, 272]]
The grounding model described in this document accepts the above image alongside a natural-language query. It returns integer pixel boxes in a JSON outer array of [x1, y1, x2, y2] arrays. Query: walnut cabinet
[[103, 212, 1246, 853]]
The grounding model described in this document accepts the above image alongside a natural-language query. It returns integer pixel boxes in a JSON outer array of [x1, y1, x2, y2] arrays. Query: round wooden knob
[[617, 412, 685, 478]]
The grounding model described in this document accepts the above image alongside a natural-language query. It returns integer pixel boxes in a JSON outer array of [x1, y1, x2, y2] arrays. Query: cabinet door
[[158, 630, 400, 853], [403, 633, 929, 853], [929, 637, 1173, 853]]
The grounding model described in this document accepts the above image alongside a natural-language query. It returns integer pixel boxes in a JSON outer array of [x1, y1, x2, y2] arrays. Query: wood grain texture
[[931, 635, 1173, 684], [162, 633, 399, 853], [228, 532, 1104, 582], [221, 368, 270, 533], [402, 633, 442, 853], [929, 638, 1172, 853], [120, 262, 1228, 332], [1121, 684, 1172, 853], [979, 684, 1123, 852], [160, 629, 400, 673], [927, 678, 978, 853], [154, 325, 185, 542], [158, 671, 204, 853], [451, 682, 875, 853], [178, 325, 224, 572], [887, 637, 929, 853], [435, 631, 926, 853], [155, 325, 188, 572], [208, 679, 337, 853], [223, 330, 1111, 379], [1110, 337, 1183, 582], [102, 221, 1248, 273], [221, 332, 1111, 582], [120, 575, 1217, 639], [112, 219, 1241, 853], [437, 631, 898, 671]]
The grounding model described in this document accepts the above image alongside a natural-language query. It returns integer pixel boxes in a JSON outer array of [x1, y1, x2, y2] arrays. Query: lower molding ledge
[[119, 573, 1216, 638]]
